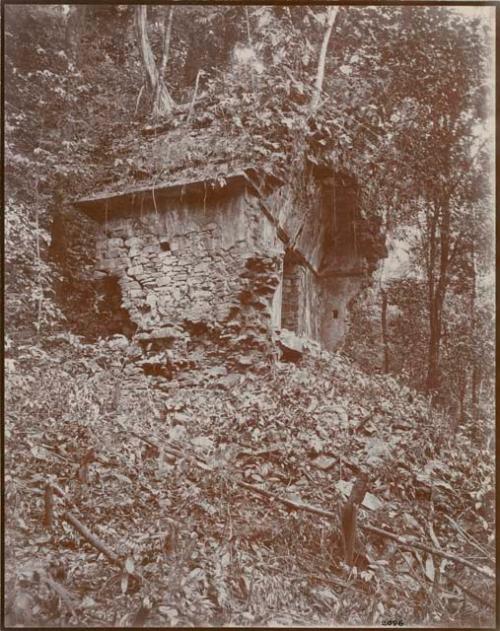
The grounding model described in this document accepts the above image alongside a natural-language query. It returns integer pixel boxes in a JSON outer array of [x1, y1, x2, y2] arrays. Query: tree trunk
[[458, 370, 466, 424], [471, 364, 480, 416], [470, 239, 480, 420], [135, 5, 174, 118], [65, 6, 86, 63], [381, 288, 390, 373], [310, 7, 339, 112], [425, 205, 439, 394], [159, 7, 174, 75], [244, 7, 256, 93], [426, 298, 442, 393], [425, 197, 451, 396]]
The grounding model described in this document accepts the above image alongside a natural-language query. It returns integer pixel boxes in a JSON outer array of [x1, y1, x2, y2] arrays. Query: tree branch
[[115, 428, 495, 581], [134, 84, 146, 116], [62, 511, 121, 565], [447, 574, 494, 610], [238, 480, 494, 580]]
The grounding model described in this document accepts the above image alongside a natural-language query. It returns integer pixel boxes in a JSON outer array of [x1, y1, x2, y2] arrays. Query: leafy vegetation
[[5, 4, 495, 628], [5, 336, 495, 626]]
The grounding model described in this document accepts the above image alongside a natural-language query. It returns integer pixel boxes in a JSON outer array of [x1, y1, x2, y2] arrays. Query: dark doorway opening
[[281, 250, 302, 333]]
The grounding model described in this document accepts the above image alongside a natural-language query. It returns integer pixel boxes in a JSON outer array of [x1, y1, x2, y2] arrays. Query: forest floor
[[4, 334, 495, 628]]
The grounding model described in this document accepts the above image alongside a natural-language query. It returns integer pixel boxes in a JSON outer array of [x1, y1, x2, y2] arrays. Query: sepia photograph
[[4, 2, 496, 628]]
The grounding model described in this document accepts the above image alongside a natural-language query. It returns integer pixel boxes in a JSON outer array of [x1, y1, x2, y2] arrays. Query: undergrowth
[[5, 334, 495, 627]]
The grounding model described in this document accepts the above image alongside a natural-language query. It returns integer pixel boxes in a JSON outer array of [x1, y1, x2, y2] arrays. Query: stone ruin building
[[75, 152, 385, 374]]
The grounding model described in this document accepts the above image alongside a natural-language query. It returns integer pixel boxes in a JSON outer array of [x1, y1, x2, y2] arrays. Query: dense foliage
[[5, 4, 495, 628], [5, 336, 495, 626]]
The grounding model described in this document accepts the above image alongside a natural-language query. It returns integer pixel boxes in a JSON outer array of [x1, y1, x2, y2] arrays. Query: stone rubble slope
[[5, 333, 494, 626]]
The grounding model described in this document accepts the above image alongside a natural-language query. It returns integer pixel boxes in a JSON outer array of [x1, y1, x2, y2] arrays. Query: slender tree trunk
[[244, 7, 256, 93], [458, 370, 466, 423], [34, 198, 43, 337], [310, 7, 339, 112], [159, 7, 174, 76], [425, 205, 439, 393], [65, 6, 86, 63], [186, 70, 203, 124], [426, 299, 442, 393], [135, 5, 174, 119], [426, 279, 444, 395], [381, 288, 390, 373], [425, 197, 451, 396], [471, 364, 480, 416], [469, 239, 480, 419]]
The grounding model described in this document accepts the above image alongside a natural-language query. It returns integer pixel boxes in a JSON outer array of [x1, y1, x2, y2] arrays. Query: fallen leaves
[[4, 336, 496, 626]]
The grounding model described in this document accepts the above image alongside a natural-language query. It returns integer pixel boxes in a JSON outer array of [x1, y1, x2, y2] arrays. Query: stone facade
[[75, 169, 385, 362], [281, 254, 302, 333]]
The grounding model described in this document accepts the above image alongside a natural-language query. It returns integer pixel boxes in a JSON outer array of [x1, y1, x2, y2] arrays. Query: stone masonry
[[75, 169, 386, 368]]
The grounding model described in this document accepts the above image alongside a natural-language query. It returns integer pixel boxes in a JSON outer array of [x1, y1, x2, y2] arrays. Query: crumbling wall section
[[281, 255, 301, 332], [263, 173, 327, 271], [92, 187, 284, 374], [317, 273, 370, 350], [261, 172, 385, 352], [80, 170, 385, 365]]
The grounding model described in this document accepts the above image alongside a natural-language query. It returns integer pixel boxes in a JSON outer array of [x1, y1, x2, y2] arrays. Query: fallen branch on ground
[[237, 481, 495, 580], [237, 480, 337, 519], [443, 513, 493, 557], [45, 481, 150, 585], [360, 523, 494, 579], [115, 427, 496, 580], [62, 511, 121, 566]]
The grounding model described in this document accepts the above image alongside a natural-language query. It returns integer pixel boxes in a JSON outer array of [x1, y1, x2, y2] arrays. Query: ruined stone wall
[[80, 171, 384, 361], [318, 273, 368, 350], [262, 174, 383, 351], [281, 257, 301, 332], [92, 188, 284, 367], [264, 175, 328, 272]]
